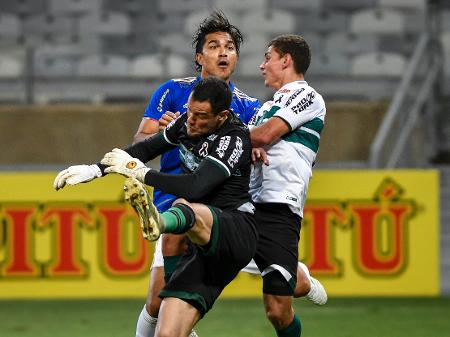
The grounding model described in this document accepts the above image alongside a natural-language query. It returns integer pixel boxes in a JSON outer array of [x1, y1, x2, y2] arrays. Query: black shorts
[[159, 207, 257, 317], [253, 202, 301, 295]]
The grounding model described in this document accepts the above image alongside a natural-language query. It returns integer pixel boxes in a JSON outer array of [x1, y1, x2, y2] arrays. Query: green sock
[[160, 204, 195, 234], [276, 314, 302, 337]]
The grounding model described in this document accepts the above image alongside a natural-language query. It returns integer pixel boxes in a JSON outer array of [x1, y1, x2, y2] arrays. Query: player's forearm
[[143, 160, 226, 200], [126, 132, 173, 163], [132, 131, 155, 145]]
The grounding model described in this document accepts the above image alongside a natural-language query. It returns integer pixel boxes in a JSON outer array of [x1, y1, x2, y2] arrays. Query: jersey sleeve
[[143, 80, 174, 120], [206, 131, 251, 177], [273, 88, 326, 131]]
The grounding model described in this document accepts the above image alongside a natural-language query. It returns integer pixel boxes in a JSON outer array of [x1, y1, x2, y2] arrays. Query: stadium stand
[[157, 0, 211, 14], [351, 52, 406, 77], [309, 53, 351, 76], [0, 0, 439, 106], [241, 10, 296, 35], [273, 0, 323, 12], [321, 0, 375, 11], [77, 54, 129, 77], [0, 54, 23, 78], [0, 13, 21, 39], [296, 10, 348, 34], [79, 12, 130, 36], [22, 14, 75, 42], [33, 54, 76, 77], [184, 9, 240, 36], [214, 0, 268, 13], [323, 32, 378, 56], [0, 0, 47, 16], [378, 0, 426, 11], [238, 53, 263, 76], [48, 0, 102, 15], [349, 8, 405, 35], [238, 33, 268, 57], [129, 54, 164, 78]]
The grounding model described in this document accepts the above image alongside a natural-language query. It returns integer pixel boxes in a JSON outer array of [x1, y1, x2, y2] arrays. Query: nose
[[188, 114, 196, 125], [219, 45, 227, 56], [259, 61, 265, 70]]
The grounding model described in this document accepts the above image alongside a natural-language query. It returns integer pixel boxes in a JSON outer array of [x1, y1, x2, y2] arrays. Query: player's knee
[[264, 301, 292, 330], [265, 306, 283, 328]]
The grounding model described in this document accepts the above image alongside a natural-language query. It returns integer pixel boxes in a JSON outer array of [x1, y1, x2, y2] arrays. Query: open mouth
[[218, 60, 229, 68]]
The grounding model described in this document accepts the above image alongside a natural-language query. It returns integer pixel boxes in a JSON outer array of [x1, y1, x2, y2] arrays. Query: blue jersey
[[143, 76, 261, 211]]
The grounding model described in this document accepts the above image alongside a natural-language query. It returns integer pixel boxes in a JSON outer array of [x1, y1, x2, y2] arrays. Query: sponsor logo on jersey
[[157, 89, 170, 112], [199, 142, 209, 157], [180, 146, 201, 172], [216, 136, 231, 158], [284, 88, 305, 107], [227, 137, 243, 168], [291, 91, 316, 114], [207, 134, 218, 141], [278, 88, 291, 93], [274, 95, 283, 104]]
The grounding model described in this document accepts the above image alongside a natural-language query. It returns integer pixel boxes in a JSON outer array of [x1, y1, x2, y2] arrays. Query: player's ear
[[283, 53, 292, 70], [218, 109, 229, 122], [195, 53, 203, 67]]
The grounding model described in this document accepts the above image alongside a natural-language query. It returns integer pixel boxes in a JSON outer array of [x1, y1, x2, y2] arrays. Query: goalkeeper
[[54, 77, 258, 337]]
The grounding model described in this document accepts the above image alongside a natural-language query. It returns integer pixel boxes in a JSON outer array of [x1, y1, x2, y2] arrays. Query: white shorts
[[150, 235, 165, 269], [151, 235, 267, 275]]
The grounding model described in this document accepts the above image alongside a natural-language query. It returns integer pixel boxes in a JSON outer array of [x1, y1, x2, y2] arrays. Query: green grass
[[1, 297, 450, 337]]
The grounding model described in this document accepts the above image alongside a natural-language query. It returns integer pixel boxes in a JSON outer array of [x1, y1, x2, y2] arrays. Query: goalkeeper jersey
[[249, 80, 326, 217], [143, 76, 260, 211]]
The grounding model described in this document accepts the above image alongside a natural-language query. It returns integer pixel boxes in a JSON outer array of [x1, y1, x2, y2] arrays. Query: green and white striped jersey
[[249, 80, 326, 217]]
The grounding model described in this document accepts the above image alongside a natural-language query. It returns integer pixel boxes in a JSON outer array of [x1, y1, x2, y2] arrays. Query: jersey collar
[[196, 76, 235, 92], [277, 80, 308, 93]]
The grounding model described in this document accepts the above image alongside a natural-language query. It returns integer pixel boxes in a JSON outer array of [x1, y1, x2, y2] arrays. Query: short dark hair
[[191, 76, 232, 115], [269, 34, 311, 75], [192, 11, 243, 72]]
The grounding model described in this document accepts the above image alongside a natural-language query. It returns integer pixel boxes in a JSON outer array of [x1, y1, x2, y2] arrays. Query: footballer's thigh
[[156, 297, 201, 337], [173, 199, 213, 246]]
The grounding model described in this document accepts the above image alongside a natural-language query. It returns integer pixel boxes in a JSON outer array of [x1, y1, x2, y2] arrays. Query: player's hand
[[53, 164, 102, 191], [101, 148, 150, 182], [159, 111, 180, 130], [251, 148, 269, 166]]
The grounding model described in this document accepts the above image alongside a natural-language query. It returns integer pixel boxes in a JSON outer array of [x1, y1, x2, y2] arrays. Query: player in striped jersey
[[249, 34, 327, 337]]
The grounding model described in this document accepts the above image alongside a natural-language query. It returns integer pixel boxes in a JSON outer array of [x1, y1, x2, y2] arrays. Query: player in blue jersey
[[132, 11, 260, 337]]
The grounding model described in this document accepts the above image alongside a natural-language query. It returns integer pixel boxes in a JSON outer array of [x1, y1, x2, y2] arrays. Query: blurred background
[[0, 0, 449, 336]]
